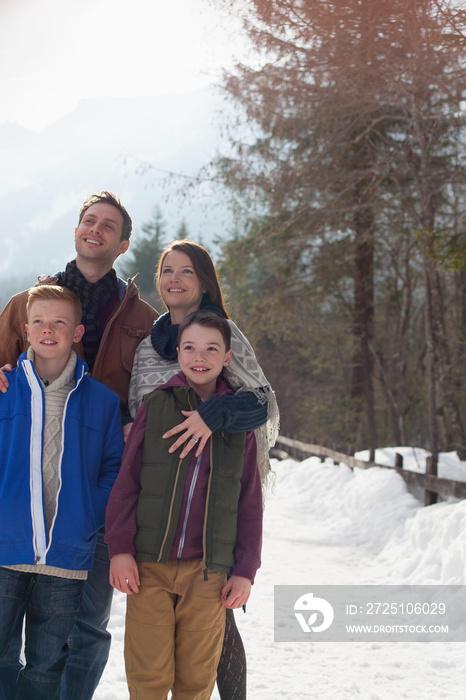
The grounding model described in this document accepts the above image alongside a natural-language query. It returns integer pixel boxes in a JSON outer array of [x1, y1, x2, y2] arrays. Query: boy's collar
[[25, 347, 82, 386], [161, 371, 234, 397]]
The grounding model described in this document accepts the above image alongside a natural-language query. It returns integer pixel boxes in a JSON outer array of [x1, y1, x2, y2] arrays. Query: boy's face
[[26, 300, 85, 364], [178, 323, 232, 398]]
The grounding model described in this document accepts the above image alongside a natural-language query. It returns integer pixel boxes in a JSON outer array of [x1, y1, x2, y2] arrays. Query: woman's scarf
[[150, 312, 179, 361]]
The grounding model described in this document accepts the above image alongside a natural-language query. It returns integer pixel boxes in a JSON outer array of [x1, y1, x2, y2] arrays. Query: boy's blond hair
[[27, 286, 82, 325]]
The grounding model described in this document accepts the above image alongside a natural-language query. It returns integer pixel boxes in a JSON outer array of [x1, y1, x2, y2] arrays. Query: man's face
[[26, 300, 84, 365], [74, 202, 129, 267]]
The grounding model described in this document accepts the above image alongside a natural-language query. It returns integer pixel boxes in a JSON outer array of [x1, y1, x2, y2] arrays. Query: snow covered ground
[[95, 448, 466, 700]]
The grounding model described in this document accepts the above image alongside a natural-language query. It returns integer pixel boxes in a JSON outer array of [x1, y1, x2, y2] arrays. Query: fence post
[[425, 456, 438, 506], [394, 453, 403, 468]]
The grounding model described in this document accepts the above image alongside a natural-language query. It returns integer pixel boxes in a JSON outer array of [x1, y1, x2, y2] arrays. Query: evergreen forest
[[211, 0, 466, 468], [129, 0, 466, 467]]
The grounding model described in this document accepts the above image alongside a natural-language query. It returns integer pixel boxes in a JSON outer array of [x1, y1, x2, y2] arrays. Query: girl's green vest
[[135, 384, 247, 575]]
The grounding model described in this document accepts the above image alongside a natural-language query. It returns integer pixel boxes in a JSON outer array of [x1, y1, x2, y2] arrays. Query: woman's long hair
[[155, 240, 230, 318]]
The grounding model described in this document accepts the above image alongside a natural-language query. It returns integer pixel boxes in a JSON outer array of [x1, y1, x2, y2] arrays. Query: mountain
[[0, 88, 232, 305]]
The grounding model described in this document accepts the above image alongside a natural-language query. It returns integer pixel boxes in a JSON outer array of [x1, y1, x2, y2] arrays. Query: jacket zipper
[[44, 366, 84, 558], [177, 453, 202, 558], [177, 389, 203, 558], [201, 437, 215, 580], [23, 361, 47, 564], [24, 360, 85, 565], [157, 387, 196, 562], [157, 458, 183, 562]]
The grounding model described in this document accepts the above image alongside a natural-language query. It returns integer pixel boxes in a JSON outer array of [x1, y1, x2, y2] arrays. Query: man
[[0, 191, 159, 699]]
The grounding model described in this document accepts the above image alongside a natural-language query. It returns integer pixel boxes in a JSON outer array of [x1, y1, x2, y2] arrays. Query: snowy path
[[95, 456, 466, 700]]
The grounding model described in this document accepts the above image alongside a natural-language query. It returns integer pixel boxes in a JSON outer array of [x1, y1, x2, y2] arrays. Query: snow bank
[[95, 451, 466, 700]]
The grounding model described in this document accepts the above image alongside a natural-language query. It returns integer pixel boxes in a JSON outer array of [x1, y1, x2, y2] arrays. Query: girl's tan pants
[[124, 560, 226, 700]]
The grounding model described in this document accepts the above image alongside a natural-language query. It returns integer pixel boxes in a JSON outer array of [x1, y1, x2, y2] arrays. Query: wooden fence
[[271, 435, 466, 506]]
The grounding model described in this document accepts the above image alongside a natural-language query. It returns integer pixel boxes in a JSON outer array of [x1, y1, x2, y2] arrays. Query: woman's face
[[159, 249, 205, 322]]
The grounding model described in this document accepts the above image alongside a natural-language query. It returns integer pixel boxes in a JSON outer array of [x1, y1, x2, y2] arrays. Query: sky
[[95, 449, 466, 699], [0, 0, 245, 131]]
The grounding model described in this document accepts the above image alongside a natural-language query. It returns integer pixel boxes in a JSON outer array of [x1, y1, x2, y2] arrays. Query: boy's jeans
[[59, 529, 114, 700], [0, 567, 84, 700]]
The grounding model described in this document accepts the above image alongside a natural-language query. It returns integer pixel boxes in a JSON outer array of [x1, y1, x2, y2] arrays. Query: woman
[[128, 240, 279, 700]]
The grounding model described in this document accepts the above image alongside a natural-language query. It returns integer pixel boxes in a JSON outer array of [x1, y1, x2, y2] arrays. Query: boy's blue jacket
[[0, 353, 124, 571]]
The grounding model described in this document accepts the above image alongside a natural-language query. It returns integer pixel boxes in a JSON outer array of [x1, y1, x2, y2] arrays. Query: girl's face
[[178, 322, 232, 400], [159, 250, 205, 322]]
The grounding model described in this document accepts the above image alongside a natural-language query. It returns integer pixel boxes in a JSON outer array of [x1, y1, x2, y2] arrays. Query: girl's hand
[[221, 576, 251, 609], [109, 553, 140, 595]]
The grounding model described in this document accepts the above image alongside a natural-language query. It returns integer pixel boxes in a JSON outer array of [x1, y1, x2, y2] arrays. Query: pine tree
[[119, 206, 167, 305], [212, 0, 466, 454]]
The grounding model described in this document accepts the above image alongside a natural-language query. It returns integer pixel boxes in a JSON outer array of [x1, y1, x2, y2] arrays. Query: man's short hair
[[78, 191, 132, 241], [27, 285, 83, 325], [178, 310, 232, 351]]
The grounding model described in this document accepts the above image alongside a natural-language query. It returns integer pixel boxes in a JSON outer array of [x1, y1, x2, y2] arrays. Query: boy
[[105, 310, 263, 700], [0, 286, 124, 700], [0, 191, 158, 700]]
